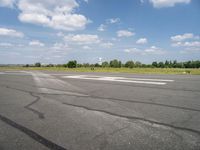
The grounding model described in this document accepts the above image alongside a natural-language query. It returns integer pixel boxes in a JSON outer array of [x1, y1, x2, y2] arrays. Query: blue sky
[[0, 0, 200, 64]]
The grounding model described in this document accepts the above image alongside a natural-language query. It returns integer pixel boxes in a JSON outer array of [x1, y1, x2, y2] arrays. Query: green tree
[[135, 61, 142, 67], [152, 61, 158, 68], [165, 60, 169, 68], [110, 59, 121, 68], [67, 60, 77, 68], [158, 62, 164, 68], [125, 60, 134, 68], [94, 63, 101, 67], [102, 61, 109, 67], [35, 62, 41, 67]]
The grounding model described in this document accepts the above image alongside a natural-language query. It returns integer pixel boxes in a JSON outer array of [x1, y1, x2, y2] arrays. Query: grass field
[[0, 67, 200, 75]]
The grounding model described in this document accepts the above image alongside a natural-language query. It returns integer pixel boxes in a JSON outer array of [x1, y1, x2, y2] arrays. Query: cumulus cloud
[[83, 0, 88, 3], [0, 0, 89, 31], [124, 48, 142, 54], [136, 38, 148, 44], [150, 0, 191, 8], [29, 40, 45, 47], [64, 34, 100, 44], [171, 33, 200, 53], [144, 46, 166, 55], [52, 43, 69, 50], [117, 30, 134, 37], [0, 42, 13, 47], [97, 18, 120, 32], [101, 42, 113, 48], [106, 18, 120, 24], [97, 24, 106, 31], [172, 41, 200, 47], [0, 0, 15, 7], [0, 27, 24, 37], [125, 46, 165, 55], [171, 33, 196, 42], [82, 45, 91, 50]]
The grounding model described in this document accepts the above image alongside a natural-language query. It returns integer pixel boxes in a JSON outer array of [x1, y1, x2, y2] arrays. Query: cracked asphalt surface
[[0, 71, 200, 150]]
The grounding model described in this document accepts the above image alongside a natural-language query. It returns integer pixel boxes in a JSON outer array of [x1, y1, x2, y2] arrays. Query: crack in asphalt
[[1, 84, 200, 137], [1, 83, 200, 113], [87, 95, 200, 113], [0, 114, 67, 150], [2, 85, 45, 119], [24, 92, 45, 119], [62, 102, 200, 137], [109, 124, 131, 136]]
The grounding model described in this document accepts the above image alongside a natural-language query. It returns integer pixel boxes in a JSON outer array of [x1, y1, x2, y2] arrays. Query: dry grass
[[0, 67, 200, 75]]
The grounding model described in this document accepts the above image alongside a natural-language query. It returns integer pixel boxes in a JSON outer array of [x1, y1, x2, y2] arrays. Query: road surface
[[0, 71, 200, 150]]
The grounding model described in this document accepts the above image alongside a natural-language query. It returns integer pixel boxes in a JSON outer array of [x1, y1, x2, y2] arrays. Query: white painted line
[[63, 75, 168, 85], [62, 75, 174, 82]]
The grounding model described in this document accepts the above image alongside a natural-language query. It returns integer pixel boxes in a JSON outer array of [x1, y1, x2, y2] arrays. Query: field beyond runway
[[0, 71, 200, 150]]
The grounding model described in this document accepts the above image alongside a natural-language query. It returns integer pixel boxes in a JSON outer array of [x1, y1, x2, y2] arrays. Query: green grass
[[0, 66, 200, 75]]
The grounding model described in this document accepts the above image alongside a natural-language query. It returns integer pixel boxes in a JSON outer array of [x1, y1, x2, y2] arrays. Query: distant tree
[[135, 61, 142, 67], [77, 64, 83, 68], [102, 61, 109, 67], [152, 61, 158, 68], [172, 60, 177, 68], [67, 60, 77, 68], [35, 62, 41, 67], [165, 60, 169, 68], [63, 64, 67, 68], [46, 64, 54, 67], [110, 59, 121, 68], [94, 63, 101, 67], [158, 62, 164, 68], [25, 64, 29, 67], [119, 61, 122, 68], [83, 63, 90, 67], [125, 60, 134, 68]]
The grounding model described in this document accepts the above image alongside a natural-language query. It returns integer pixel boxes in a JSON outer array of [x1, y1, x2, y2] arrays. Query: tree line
[[25, 59, 200, 68]]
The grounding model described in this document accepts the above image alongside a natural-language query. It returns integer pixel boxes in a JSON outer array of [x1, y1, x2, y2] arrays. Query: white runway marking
[[63, 75, 174, 85], [30, 72, 84, 93]]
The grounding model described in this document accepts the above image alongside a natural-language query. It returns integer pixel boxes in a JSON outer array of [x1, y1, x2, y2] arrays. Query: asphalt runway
[[0, 70, 200, 150]]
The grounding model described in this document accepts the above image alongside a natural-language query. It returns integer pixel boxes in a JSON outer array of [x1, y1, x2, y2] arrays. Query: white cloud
[[101, 42, 113, 48], [52, 42, 68, 50], [0, 27, 24, 37], [56, 32, 64, 37], [144, 46, 166, 55], [106, 18, 120, 24], [0, 42, 13, 47], [29, 40, 45, 47], [83, 0, 88, 3], [180, 47, 200, 54], [117, 30, 134, 37], [150, 0, 191, 8], [0, 0, 15, 7], [97, 18, 120, 32], [172, 41, 200, 47], [16, 0, 89, 31], [124, 46, 165, 55], [124, 48, 141, 54], [82, 45, 91, 50], [97, 24, 106, 31], [171, 33, 195, 42], [64, 34, 100, 44], [171, 33, 200, 53], [140, 0, 145, 4], [136, 38, 148, 44]]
